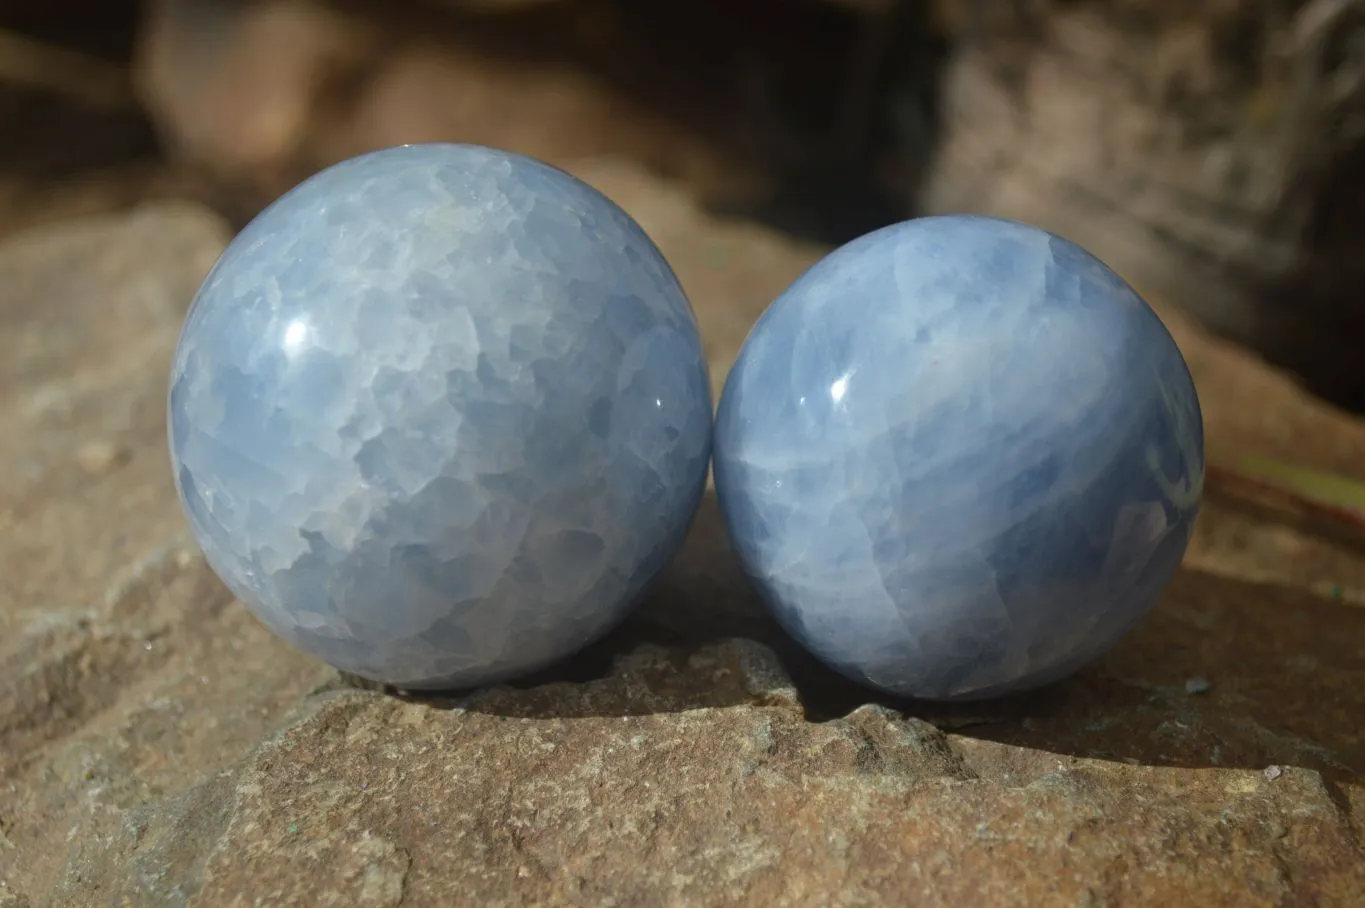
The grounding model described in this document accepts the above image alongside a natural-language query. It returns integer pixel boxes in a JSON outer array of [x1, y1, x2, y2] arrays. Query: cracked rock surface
[[2, 162, 1363, 906]]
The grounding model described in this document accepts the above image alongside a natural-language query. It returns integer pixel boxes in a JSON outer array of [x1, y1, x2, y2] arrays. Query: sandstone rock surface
[[1, 163, 1362, 906]]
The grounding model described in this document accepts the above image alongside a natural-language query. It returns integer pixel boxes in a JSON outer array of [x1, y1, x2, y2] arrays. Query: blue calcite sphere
[[168, 144, 712, 689], [713, 216, 1204, 701]]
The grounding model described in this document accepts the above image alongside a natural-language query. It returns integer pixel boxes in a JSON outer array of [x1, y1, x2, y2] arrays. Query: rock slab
[[1, 165, 1363, 906]]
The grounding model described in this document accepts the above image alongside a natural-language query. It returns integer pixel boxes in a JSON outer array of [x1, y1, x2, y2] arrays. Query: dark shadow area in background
[[445, 0, 944, 245], [1260, 138, 1365, 414], [405, 492, 1365, 785], [0, 1, 174, 236], [599, 0, 945, 243], [0, 88, 155, 179], [0, 0, 938, 246], [0, 0, 149, 172], [0, 0, 140, 56]]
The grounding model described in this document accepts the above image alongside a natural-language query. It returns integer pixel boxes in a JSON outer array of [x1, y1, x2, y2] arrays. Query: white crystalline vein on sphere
[[713, 216, 1203, 701], [169, 144, 711, 688]]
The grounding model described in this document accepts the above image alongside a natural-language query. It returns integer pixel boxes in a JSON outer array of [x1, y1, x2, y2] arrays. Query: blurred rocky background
[[5, 0, 1365, 409], [2, 1, 1364, 905]]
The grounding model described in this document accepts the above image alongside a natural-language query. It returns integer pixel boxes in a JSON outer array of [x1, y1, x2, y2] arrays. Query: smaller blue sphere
[[713, 216, 1204, 701], [168, 144, 712, 689]]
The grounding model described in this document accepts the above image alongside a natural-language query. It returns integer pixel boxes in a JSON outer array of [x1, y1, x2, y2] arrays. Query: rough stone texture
[[923, 0, 1365, 411], [714, 216, 1203, 700], [2, 162, 1363, 906], [169, 143, 712, 689]]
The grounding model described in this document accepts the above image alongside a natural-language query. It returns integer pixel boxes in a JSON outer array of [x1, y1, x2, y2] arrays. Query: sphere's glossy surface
[[169, 144, 712, 689], [714, 216, 1203, 701]]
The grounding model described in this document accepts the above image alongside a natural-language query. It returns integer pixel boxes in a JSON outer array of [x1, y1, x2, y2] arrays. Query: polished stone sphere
[[713, 216, 1204, 701], [168, 144, 712, 689]]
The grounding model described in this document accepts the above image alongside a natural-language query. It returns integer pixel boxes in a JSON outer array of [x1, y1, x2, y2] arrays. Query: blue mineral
[[168, 144, 712, 688], [713, 216, 1204, 701]]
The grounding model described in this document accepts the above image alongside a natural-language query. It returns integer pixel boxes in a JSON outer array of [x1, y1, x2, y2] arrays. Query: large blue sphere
[[713, 216, 1204, 701], [168, 144, 712, 689]]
